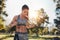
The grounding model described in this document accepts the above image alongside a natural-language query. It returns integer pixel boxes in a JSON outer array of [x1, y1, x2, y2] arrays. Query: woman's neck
[[20, 14, 25, 19]]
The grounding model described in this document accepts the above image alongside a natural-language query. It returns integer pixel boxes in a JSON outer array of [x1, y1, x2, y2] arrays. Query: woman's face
[[22, 9, 29, 16]]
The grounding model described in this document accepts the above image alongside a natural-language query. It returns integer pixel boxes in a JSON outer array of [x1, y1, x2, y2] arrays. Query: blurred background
[[0, 0, 60, 40]]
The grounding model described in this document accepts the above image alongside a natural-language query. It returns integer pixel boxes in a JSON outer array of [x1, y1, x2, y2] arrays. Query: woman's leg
[[23, 34, 28, 40], [19, 34, 28, 40], [14, 34, 19, 40]]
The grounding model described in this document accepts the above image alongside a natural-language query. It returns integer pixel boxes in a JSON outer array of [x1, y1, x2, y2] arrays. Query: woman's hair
[[22, 4, 29, 10]]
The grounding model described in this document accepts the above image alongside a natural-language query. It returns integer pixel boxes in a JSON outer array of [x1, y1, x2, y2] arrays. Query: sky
[[5, 0, 56, 26]]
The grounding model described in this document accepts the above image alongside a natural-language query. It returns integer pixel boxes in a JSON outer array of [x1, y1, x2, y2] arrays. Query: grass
[[0, 34, 60, 40]]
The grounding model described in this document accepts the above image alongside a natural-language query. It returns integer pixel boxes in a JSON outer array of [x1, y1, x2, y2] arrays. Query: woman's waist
[[16, 28, 27, 33], [16, 26, 28, 33], [15, 32, 28, 34], [15, 30, 28, 34]]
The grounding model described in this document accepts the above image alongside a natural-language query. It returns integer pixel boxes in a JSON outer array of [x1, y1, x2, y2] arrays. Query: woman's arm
[[26, 21, 35, 29], [9, 16, 17, 28]]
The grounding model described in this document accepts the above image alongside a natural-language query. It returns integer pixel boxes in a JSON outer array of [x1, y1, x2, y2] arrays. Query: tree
[[53, 0, 60, 35], [0, 0, 8, 32], [29, 8, 49, 36], [0, 0, 8, 16]]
